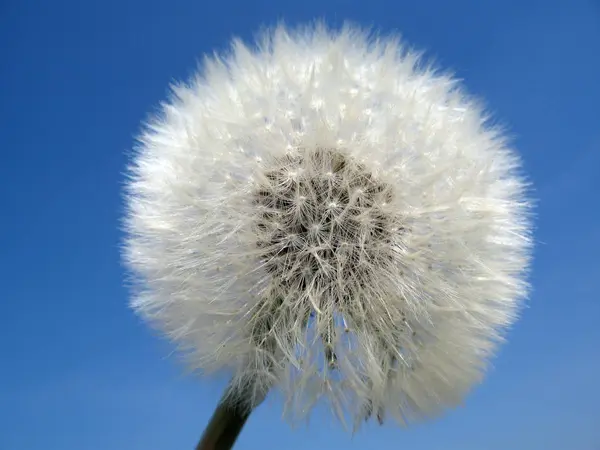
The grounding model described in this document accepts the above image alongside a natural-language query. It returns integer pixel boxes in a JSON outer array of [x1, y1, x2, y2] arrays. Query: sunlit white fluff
[[123, 22, 532, 429]]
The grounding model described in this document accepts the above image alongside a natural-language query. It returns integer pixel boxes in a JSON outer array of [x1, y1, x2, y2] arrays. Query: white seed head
[[123, 22, 532, 429]]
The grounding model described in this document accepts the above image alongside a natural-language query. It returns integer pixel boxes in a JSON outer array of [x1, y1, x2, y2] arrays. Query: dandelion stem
[[195, 384, 265, 450]]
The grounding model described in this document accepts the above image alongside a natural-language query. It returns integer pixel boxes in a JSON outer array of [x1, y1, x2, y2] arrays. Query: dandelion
[[123, 22, 532, 449]]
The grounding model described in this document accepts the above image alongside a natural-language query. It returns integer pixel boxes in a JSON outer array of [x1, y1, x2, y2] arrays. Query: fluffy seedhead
[[123, 22, 532, 429]]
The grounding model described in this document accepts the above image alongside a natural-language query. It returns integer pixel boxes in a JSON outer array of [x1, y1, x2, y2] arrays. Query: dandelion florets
[[255, 147, 397, 307], [123, 22, 532, 430]]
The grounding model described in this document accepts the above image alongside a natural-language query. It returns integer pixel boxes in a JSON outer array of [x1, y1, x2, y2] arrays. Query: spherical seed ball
[[123, 23, 532, 429]]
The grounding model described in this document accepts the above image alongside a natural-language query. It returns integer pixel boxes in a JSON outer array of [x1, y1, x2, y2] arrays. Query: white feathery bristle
[[123, 22, 532, 429]]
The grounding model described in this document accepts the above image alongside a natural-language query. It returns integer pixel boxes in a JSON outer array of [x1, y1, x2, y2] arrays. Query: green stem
[[195, 388, 255, 450]]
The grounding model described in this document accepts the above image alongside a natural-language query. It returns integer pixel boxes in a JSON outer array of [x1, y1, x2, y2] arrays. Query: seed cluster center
[[254, 147, 396, 301]]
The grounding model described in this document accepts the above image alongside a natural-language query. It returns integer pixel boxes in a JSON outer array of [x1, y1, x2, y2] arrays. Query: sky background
[[1, 0, 599, 449]]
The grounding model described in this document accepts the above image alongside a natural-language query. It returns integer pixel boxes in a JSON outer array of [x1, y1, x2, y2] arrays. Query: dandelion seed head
[[123, 22, 533, 429]]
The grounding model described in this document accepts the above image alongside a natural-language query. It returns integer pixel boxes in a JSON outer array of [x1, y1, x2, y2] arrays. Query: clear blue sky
[[1, 0, 599, 448]]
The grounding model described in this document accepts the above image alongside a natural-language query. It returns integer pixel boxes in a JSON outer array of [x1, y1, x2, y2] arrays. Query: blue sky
[[1, 0, 599, 448]]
